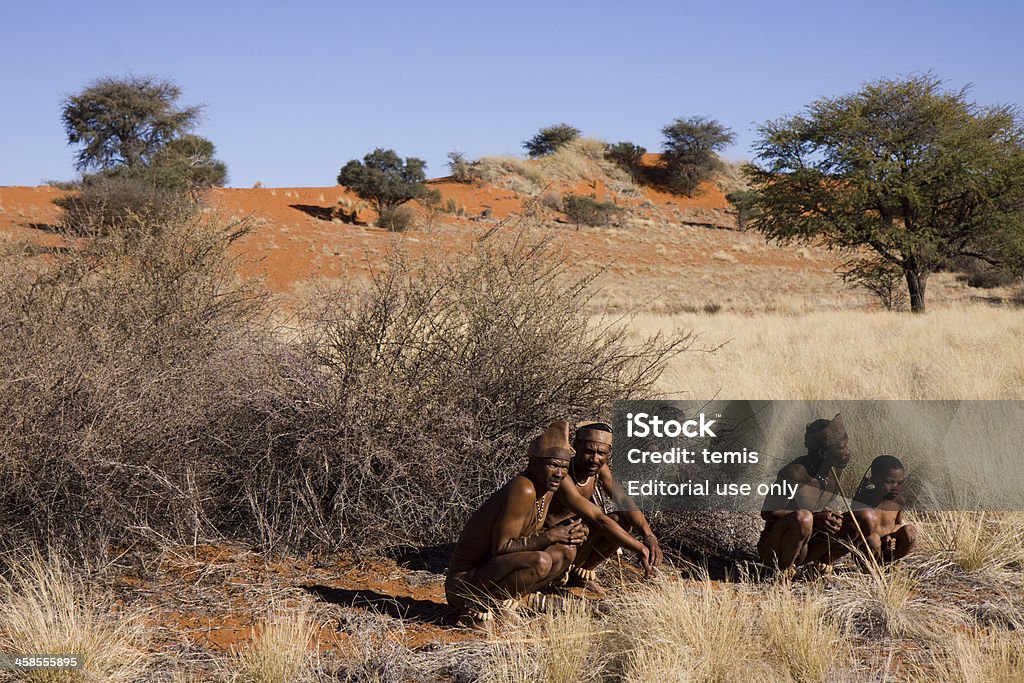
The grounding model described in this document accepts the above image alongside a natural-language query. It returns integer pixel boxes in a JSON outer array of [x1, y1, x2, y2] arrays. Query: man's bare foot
[[455, 608, 495, 633], [796, 562, 834, 582], [564, 565, 607, 598]]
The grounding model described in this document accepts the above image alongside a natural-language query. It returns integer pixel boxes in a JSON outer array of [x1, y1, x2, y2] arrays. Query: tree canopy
[[746, 74, 1024, 312], [523, 123, 581, 158], [61, 75, 226, 195], [62, 76, 202, 172], [660, 116, 735, 196], [337, 148, 439, 224]]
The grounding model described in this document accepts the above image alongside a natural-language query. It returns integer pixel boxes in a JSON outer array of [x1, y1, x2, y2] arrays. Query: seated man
[[545, 421, 656, 597], [845, 455, 917, 563], [757, 413, 852, 570], [445, 421, 588, 624]]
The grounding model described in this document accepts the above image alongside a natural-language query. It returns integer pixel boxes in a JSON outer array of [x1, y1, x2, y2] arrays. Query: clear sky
[[2, 0, 1022, 187]]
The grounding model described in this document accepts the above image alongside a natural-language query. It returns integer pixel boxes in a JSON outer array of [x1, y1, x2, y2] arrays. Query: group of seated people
[[445, 414, 917, 625]]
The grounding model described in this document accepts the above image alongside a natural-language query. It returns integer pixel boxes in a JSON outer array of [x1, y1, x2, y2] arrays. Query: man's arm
[[491, 478, 555, 555], [761, 463, 811, 521], [761, 463, 841, 533], [557, 472, 646, 556], [596, 466, 663, 566]]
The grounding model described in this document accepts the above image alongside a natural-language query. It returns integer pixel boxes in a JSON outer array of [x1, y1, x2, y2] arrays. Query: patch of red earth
[[122, 545, 479, 656], [427, 179, 523, 219], [0, 181, 845, 309]]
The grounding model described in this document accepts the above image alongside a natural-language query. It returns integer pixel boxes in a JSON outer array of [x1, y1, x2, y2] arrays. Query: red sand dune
[[0, 177, 840, 312]]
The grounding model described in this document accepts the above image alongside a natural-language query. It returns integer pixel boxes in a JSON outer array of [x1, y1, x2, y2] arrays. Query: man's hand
[[812, 510, 842, 535], [644, 533, 664, 567], [546, 519, 588, 546], [882, 535, 897, 562], [637, 545, 654, 578]]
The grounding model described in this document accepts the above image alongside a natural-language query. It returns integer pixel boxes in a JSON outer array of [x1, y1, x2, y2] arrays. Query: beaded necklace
[[536, 495, 548, 522], [570, 462, 592, 487]]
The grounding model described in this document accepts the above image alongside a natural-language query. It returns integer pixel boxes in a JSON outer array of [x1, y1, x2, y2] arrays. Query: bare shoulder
[[779, 459, 813, 484], [507, 474, 537, 502]]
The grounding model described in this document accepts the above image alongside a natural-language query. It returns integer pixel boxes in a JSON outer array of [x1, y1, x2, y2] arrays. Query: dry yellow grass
[[223, 606, 319, 683], [914, 512, 1024, 575], [627, 305, 1024, 400], [479, 574, 855, 683], [922, 629, 1024, 683], [0, 552, 149, 682], [826, 558, 966, 641], [758, 582, 847, 682], [483, 600, 607, 683]]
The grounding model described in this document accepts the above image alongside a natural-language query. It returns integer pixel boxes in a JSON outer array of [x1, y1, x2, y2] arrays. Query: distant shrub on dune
[[446, 150, 481, 184], [55, 174, 192, 235], [562, 193, 621, 227], [605, 141, 647, 180], [523, 123, 581, 158], [337, 148, 440, 229]]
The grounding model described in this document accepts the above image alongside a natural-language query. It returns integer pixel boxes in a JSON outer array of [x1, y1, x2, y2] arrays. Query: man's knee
[[899, 524, 917, 547], [793, 509, 813, 537], [547, 543, 576, 570], [853, 509, 880, 534], [532, 552, 553, 578]]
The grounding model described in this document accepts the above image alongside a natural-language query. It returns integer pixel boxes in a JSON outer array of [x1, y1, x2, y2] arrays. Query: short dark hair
[[803, 418, 832, 454], [870, 455, 905, 478]]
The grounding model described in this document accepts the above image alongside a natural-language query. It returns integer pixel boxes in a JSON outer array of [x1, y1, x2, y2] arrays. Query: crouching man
[[445, 421, 589, 625], [545, 421, 658, 597]]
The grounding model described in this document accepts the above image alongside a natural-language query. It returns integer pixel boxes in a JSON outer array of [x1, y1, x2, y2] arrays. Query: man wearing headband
[[544, 421, 657, 597], [445, 421, 589, 626], [757, 413, 852, 570]]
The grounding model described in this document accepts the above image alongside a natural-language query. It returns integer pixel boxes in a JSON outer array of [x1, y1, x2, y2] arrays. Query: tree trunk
[[904, 267, 928, 313]]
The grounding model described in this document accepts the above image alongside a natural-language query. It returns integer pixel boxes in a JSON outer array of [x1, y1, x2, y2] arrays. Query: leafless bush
[[277, 236, 691, 551], [0, 214, 288, 560], [0, 215, 688, 560]]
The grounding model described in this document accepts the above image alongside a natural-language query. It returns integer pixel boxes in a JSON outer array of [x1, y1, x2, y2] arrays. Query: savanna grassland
[[1, 144, 1023, 681]]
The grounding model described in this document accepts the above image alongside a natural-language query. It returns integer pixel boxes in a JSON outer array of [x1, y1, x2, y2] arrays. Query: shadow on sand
[[303, 584, 454, 625]]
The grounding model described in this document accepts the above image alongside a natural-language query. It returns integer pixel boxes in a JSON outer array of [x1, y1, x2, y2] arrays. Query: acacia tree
[[63, 76, 202, 172], [747, 74, 1024, 312], [660, 116, 735, 196], [337, 148, 439, 227], [523, 123, 581, 158], [148, 134, 228, 197], [61, 75, 226, 195]]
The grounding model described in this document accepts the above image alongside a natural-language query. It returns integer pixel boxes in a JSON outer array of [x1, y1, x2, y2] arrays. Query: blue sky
[[2, 1, 1021, 187]]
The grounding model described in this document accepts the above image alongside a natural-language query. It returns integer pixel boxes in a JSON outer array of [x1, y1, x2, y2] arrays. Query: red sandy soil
[[107, 544, 482, 659], [0, 177, 847, 313]]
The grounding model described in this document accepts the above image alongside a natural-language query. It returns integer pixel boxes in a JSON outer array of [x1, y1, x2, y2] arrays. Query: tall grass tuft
[[914, 512, 1024, 575], [482, 600, 607, 683], [223, 607, 319, 683], [758, 581, 848, 682], [610, 577, 770, 682], [826, 556, 965, 641], [0, 551, 149, 682], [924, 629, 1024, 683]]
